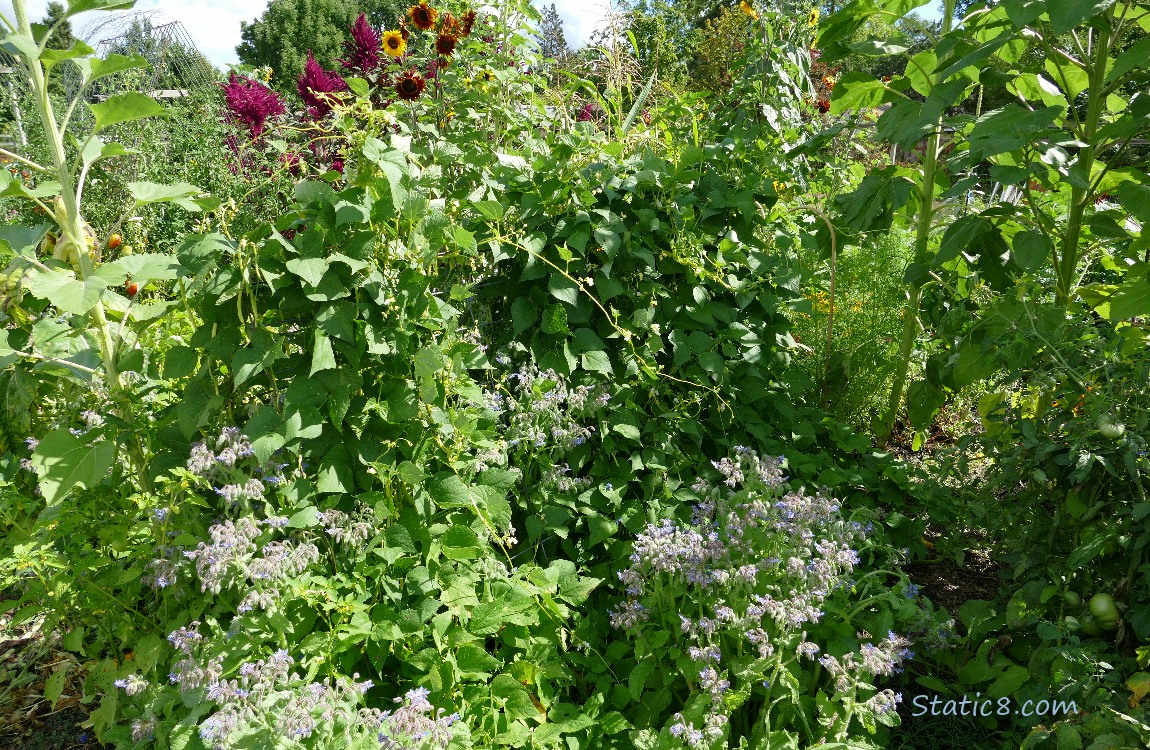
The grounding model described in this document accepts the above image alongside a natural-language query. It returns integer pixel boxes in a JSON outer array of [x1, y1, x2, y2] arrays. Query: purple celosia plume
[[221, 72, 285, 139], [339, 13, 382, 75], [297, 51, 348, 119]]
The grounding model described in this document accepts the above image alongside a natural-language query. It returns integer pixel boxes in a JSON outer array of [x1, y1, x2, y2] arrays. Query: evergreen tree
[[537, 4, 570, 61], [237, 0, 406, 91], [38, 1, 75, 51]]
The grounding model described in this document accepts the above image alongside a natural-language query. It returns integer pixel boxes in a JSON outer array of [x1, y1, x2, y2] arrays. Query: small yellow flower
[[808, 7, 820, 28], [382, 30, 406, 58], [740, 1, 760, 19]]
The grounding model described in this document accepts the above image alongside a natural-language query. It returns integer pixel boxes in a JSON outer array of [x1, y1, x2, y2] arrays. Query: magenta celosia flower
[[297, 51, 348, 119], [339, 13, 382, 75], [221, 72, 285, 139], [577, 103, 595, 122]]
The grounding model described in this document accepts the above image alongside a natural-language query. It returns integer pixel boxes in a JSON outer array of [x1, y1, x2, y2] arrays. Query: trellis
[[1, 50, 27, 149], [80, 11, 216, 99]]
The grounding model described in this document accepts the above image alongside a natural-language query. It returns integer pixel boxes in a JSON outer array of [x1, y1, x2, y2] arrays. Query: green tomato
[[1079, 614, 1102, 636], [1096, 415, 1126, 439], [1089, 593, 1120, 624], [1063, 591, 1082, 607]]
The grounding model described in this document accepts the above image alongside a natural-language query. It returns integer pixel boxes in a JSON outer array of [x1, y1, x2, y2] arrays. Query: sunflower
[[740, 1, 759, 19], [461, 10, 477, 36], [436, 33, 458, 57], [440, 12, 462, 37], [395, 69, 426, 100], [382, 30, 406, 58], [808, 7, 820, 28], [409, 2, 438, 31]]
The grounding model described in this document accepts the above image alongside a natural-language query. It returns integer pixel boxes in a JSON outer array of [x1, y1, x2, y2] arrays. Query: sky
[[0, 1, 616, 69]]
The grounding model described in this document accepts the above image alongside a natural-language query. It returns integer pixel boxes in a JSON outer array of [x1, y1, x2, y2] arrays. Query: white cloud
[[545, 0, 613, 48]]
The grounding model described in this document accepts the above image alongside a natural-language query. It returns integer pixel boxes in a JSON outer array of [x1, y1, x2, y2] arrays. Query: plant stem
[[1054, 23, 1110, 305], [877, 0, 955, 446]]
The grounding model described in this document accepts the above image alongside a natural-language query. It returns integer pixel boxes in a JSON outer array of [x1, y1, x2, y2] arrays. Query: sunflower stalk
[[876, 0, 955, 446]]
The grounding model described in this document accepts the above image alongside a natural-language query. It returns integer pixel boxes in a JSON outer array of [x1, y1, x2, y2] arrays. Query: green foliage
[[37, 2, 75, 51], [236, 0, 408, 90], [0, 0, 989, 748], [801, 0, 1150, 743]]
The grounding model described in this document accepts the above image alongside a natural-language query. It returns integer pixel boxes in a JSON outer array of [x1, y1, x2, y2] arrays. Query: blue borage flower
[[611, 448, 916, 746]]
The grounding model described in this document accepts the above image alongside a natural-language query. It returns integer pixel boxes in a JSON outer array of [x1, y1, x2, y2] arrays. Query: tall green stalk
[[10, 0, 156, 490], [1054, 25, 1111, 306], [876, 0, 955, 446], [12, 0, 121, 389]]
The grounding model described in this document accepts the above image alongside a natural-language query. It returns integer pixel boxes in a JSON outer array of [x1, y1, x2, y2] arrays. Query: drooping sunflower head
[[440, 12, 462, 37], [395, 69, 426, 100], [461, 10, 477, 36], [409, 2, 438, 31], [382, 30, 406, 58], [435, 33, 458, 57]]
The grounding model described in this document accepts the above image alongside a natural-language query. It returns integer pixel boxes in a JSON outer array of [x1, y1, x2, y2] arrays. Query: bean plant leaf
[[29, 428, 115, 505], [90, 92, 166, 133], [542, 304, 570, 335]]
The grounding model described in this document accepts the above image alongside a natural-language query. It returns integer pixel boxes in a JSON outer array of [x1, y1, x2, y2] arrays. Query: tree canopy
[[537, 3, 571, 62], [38, 1, 75, 51], [236, 0, 407, 91]]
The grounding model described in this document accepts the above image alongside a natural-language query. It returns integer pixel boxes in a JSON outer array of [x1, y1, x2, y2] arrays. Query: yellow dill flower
[[740, 1, 760, 19]]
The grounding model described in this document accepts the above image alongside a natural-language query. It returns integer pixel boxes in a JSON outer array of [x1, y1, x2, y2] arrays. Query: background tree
[[37, 1, 74, 50], [237, 0, 406, 91], [36, 1, 75, 96], [623, 0, 697, 87], [537, 3, 570, 61]]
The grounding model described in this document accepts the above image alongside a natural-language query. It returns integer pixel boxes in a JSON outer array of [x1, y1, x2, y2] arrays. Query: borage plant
[[611, 448, 947, 749]]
